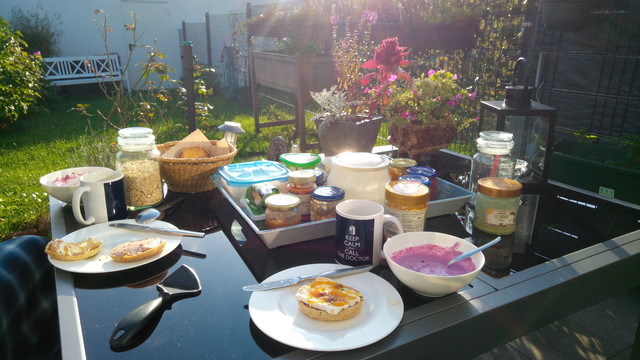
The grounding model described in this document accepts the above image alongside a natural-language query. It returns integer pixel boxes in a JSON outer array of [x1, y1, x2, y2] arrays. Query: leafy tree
[[0, 16, 44, 129]]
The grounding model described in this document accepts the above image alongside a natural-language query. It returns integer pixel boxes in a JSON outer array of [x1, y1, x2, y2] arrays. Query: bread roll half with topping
[[296, 277, 364, 321], [45, 238, 103, 261], [110, 237, 166, 263]]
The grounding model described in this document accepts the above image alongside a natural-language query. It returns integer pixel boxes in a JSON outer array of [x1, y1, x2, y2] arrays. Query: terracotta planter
[[372, 21, 479, 50], [315, 115, 384, 156], [388, 121, 457, 156]]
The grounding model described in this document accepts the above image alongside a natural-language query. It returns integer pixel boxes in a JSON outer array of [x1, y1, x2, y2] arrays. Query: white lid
[[331, 152, 390, 171], [117, 127, 156, 150]]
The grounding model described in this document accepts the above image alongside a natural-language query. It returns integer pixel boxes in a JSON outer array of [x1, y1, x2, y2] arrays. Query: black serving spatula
[[109, 264, 201, 351]]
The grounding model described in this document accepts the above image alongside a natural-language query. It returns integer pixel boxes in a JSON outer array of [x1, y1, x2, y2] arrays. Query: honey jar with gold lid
[[384, 180, 429, 237], [473, 177, 522, 235]]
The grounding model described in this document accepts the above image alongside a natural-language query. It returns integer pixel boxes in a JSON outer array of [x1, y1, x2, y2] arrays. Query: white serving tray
[[213, 174, 335, 249], [213, 174, 472, 249], [427, 178, 474, 217]]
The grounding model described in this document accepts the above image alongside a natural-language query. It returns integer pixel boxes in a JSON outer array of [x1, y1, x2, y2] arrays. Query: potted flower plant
[[310, 10, 391, 156], [381, 69, 479, 157]]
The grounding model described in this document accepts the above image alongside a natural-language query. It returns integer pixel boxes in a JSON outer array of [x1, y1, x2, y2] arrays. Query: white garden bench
[[43, 54, 129, 91]]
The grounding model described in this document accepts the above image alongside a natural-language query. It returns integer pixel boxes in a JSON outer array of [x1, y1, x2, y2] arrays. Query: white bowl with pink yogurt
[[383, 232, 485, 297], [40, 166, 113, 203]]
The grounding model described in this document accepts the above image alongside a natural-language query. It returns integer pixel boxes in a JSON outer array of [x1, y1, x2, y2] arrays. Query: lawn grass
[[0, 90, 305, 240]]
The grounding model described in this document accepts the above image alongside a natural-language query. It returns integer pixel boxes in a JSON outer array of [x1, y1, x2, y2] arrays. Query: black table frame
[[51, 184, 640, 359]]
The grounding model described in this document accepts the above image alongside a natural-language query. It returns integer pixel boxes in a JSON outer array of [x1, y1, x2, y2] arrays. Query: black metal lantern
[[478, 58, 557, 187]]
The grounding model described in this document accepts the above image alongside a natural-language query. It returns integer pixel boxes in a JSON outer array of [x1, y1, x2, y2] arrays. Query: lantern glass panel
[[504, 115, 550, 183], [478, 101, 556, 185]]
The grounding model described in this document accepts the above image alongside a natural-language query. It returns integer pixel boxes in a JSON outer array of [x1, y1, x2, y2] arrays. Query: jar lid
[[390, 158, 417, 169], [117, 127, 156, 149], [264, 193, 300, 210], [331, 152, 390, 171], [476, 131, 514, 155], [288, 169, 317, 184], [407, 166, 438, 177], [279, 153, 321, 168], [399, 174, 431, 186], [477, 177, 522, 198], [311, 186, 345, 201], [385, 180, 430, 206]]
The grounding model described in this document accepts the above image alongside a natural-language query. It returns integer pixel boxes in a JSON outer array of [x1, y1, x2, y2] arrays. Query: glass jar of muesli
[[116, 127, 163, 210]]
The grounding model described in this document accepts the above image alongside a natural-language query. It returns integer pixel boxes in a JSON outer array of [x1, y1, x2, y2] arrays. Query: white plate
[[48, 219, 181, 273], [248, 263, 404, 351]]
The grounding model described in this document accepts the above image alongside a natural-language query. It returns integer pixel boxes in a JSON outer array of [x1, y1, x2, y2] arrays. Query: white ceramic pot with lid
[[326, 152, 390, 205]]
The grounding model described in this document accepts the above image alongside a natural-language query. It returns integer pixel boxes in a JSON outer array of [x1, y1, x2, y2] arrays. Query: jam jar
[[310, 186, 345, 221], [286, 169, 317, 221], [388, 158, 417, 181], [264, 194, 301, 229], [116, 127, 163, 210], [407, 166, 438, 200]]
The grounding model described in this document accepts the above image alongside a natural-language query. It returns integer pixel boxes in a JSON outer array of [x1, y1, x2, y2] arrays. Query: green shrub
[[9, 6, 62, 57], [0, 16, 44, 129]]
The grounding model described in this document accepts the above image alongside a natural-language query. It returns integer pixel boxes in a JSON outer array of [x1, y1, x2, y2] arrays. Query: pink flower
[[453, 74, 458, 80], [387, 74, 398, 82], [470, 91, 477, 100], [447, 100, 456, 107], [33, 51, 41, 56], [427, 69, 436, 77], [435, 96, 441, 101]]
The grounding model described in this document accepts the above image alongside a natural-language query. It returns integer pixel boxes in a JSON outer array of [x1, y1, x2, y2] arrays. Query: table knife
[[242, 265, 373, 291], [109, 223, 205, 238]]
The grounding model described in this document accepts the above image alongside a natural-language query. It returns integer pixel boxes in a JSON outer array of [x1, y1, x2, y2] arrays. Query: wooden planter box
[[372, 21, 479, 50], [249, 51, 335, 151]]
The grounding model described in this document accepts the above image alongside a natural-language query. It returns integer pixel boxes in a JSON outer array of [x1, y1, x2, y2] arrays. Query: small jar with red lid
[[286, 169, 317, 221]]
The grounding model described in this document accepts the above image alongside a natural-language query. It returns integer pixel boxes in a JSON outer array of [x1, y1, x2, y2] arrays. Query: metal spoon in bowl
[[135, 197, 186, 224], [447, 236, 502, 267]]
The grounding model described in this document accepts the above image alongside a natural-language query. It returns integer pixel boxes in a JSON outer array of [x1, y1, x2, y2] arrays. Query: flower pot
[[372, 21, 478, 50], [388, 121, 457, 157], [315, 115, 384, 156], [540, 0, 593, 32]]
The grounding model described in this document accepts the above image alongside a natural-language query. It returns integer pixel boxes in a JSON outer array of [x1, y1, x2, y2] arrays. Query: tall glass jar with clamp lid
[[116, 127, 163, 210], [469, 131, 516, 193]]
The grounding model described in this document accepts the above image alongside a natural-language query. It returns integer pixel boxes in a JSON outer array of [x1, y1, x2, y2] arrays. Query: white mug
[[72, 169, 127, 225], [335, 199, 403, 266]]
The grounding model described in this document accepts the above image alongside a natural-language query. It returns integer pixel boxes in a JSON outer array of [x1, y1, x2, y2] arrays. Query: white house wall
[[0, 0, 275, 89]]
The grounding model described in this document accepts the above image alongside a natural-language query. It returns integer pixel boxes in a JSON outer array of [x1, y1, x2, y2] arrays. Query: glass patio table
[[50, 183, 640, 359]]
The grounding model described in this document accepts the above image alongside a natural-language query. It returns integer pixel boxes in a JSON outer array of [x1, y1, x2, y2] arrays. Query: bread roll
[[45, 238, 103, 261], [179, 146, 210, 158], [295, 277, 364, 321], [110, 237, 166, 262]]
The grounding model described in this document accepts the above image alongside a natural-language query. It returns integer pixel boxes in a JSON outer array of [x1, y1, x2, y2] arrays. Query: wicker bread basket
[[157, 140, 237, 193]]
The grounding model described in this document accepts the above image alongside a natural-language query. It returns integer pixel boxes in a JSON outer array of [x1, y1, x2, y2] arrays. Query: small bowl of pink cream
[[383, 232, 485, 297]]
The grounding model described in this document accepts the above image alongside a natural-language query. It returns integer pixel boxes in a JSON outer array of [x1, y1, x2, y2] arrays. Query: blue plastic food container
[[218, 160, 290, 200]]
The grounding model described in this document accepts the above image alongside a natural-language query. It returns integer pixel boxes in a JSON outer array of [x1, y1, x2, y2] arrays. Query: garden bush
[[0, 16, 44, 129]]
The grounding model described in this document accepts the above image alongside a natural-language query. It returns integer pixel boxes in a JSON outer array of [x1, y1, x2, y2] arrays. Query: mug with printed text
[[335, 199, 403, 266]]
